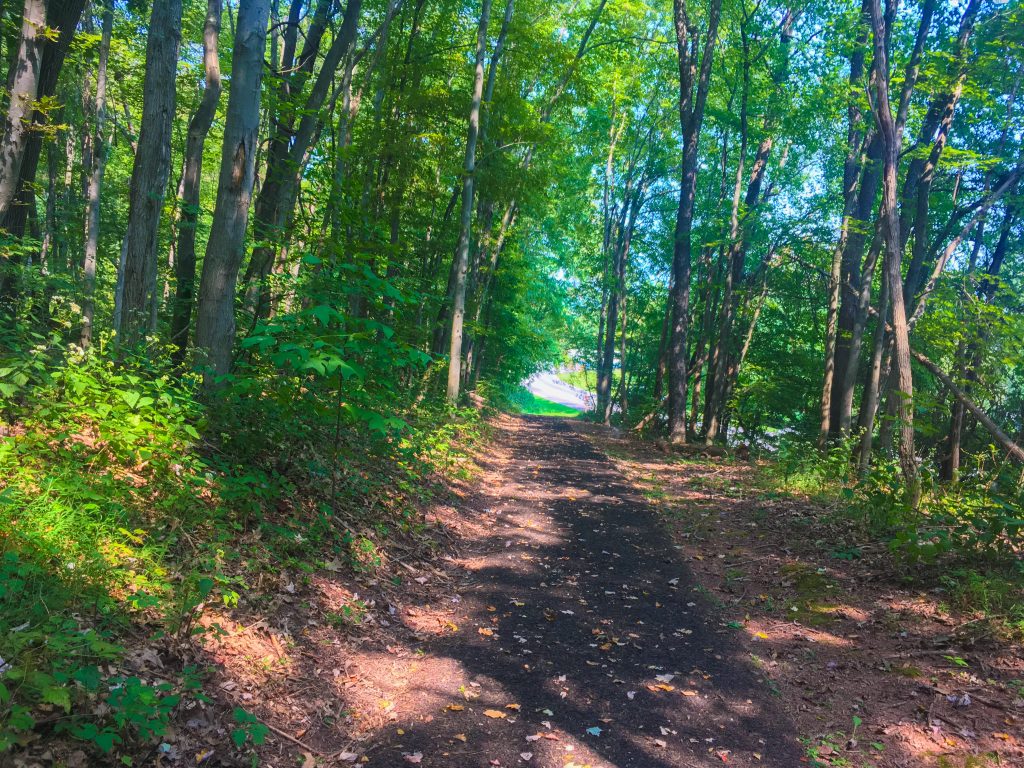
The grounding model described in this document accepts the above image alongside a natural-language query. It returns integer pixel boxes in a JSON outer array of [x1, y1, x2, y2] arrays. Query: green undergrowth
[[0, 328, 488, 762], [759, 436, 1024, 640]]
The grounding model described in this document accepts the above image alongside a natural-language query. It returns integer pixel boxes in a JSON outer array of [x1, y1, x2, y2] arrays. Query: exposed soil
[[578, 421, 1023, 768], [188, 415, 800, 767], [150, 414, 1021, 768]]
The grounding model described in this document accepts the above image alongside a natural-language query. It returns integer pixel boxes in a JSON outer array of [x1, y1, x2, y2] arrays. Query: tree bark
[[0, 0, 86, 253], [80, 5, 112, 348], [194, 0, 271, 380], [667, 0, 722, 443], [819, 0, 869, 444], [242, 0, 363, 319], [913, 349, 1024, 466], [703, 8, 791, 444], [118, 0, 183, 345], [867, 0, 935, 503], [446, 0, 491, 403], [170, 0, 223, 364], [0, 0, 46, 220]]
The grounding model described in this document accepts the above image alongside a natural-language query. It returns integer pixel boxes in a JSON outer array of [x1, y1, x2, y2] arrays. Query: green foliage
[[759, 436, 1024, 638], [0, 327, 486, 758], [769, 435, 858, 497], [230, 707, 269, 750]]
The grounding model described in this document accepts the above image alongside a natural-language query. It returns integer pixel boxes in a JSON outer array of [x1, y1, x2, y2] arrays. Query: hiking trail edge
[[345, 415, 801, 767]]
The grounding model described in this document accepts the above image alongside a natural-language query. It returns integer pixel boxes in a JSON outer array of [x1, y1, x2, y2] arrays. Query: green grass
[[557, 368, 595, 391], [508, 388, 581, 418], [557, 368, 621, 393]]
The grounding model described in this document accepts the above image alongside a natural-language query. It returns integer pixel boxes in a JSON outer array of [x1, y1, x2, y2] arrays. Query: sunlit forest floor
[[581, 423, 1024, 768], [5, 410, 1022, 767], [193, 415, 1020, 767]]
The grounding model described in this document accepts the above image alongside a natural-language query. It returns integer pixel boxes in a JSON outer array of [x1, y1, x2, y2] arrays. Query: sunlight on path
[[357, 416, 800, 767]]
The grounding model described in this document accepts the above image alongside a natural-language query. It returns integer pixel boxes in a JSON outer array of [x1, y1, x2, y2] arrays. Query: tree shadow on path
[[371, 416, 803, 767]]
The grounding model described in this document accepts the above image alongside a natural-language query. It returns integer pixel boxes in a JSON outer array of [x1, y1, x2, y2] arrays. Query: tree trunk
[[80, 5, 112, 348], [913, 349, 1024, 466], [832, 132, 883, 431], [820, 0, 869, 444], [703, 10, 791, 444], [170, 0, 223, 364], [867, 0, 935, 503], [446, 0, 491, 403], [0, 0, 86, 252], [243, 0, 363, 319], [941, 196, 1017, 481], [0, 0, 46, 220], [194, 0, 272, 381], [118, 0, 183, 345], [601, 185, 643, 423], [667, 0, 722, 443]]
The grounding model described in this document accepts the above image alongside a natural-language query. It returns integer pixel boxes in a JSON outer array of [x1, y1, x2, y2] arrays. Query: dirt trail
[[349, 416, 801, 767]]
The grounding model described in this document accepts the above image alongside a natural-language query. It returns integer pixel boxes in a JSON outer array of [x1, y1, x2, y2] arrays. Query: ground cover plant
[[0, 0, 1022, 764]]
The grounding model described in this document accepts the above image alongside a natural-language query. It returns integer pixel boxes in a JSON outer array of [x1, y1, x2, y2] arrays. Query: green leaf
[[119, 390, 141, 409], [73, 665, 102, 692], [94, 729, 121, 753]]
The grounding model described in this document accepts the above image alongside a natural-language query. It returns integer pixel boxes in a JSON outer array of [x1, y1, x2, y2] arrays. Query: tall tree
[[446, 0, 492, 403], [868, 0, 936, 503], [80, 4, 113, 348], [0, 0, 46, 221], [117, 0, 183, 344], [194, 0, 272, 380], [667, 0, 722, 443], [171, 0, 224, 364]]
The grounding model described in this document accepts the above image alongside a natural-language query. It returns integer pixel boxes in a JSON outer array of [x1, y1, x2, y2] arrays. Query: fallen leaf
[[655, 674, 675, 683], [337, 753, 359, 762], [520, 752, 533, 761], [525, 734, 542, 742], [681, 690, 699, 697], [446, 704, 465, 712], [506, 703, 521, 710], [626, 691, 637, 700], [654, 738, 667, 748], [478, 627, 494, 636], [454, 734, 467, 743], [403, 753, 423, 764], [484, 709, 508, 719]]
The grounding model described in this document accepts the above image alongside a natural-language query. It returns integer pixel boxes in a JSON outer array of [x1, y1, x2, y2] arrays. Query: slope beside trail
[[353, 415, 802, 767]]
